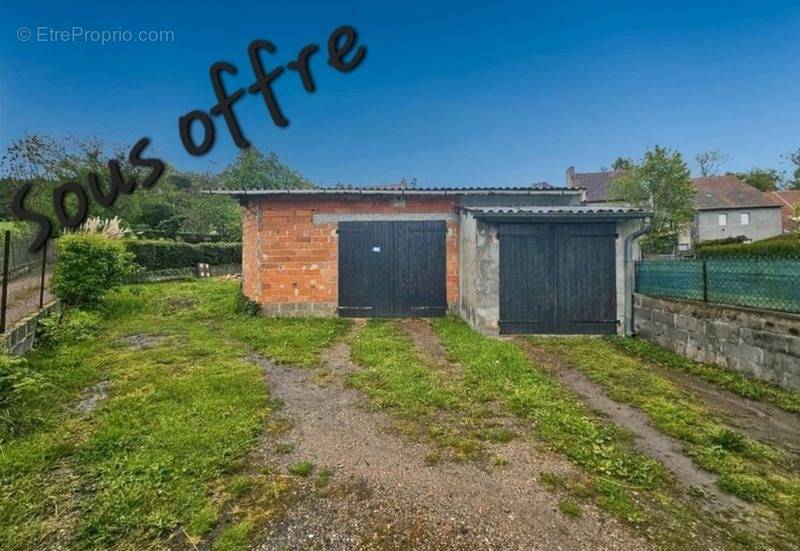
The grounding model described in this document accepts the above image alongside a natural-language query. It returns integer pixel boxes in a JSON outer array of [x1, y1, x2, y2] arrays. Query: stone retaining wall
[[1, 300, 61, 356], [634, 293, 800, 390]]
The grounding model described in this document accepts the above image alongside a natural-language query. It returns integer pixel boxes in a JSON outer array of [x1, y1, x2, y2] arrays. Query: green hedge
[[125, 240, 242, 270], [695, 234, 800, 259]]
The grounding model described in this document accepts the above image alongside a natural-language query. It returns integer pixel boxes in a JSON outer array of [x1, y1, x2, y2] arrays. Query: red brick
[[242, 195, 459, 307]]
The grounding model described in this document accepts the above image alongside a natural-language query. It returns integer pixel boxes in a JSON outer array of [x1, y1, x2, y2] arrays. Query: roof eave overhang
[[469, 212, 651, 222], [696, 205, 782, 211], [202, 188, 585, 198]]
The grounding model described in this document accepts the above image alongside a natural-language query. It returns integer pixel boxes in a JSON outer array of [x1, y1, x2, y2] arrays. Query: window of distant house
[[718, 213, 727, 226], [740, 212, 750, 225]]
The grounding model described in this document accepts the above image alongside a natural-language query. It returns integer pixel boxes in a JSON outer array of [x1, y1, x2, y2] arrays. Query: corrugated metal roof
[[464, 205, 648, 214], [204, 185, 585, 197], [463, 205, 651, 219]]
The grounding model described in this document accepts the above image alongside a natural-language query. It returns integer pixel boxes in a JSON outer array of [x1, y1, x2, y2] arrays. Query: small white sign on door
[[371, 246, 381, 253]]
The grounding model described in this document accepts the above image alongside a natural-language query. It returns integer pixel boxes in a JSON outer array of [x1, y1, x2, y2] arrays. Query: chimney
[[566, 166, 575, 187]]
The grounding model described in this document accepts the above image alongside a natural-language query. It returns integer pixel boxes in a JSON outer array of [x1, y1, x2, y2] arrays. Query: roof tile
[[693, 176, 781, 209]]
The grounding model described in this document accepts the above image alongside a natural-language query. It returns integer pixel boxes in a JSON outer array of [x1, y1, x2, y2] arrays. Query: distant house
[[566, 168, 783, 248], [690, 176, 783, 246], [770, 190, 800, 233], [566, 167, 621, 203]]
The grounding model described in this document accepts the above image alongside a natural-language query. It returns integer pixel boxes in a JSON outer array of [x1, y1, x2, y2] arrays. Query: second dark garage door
[[499, 222, 617, 334], [338, 221, 447, 317]]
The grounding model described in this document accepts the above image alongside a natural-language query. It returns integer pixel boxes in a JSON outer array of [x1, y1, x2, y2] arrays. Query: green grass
[[606, 336, 800, 414], [431, 319, 665, 496], [0, 279, 348, 549], [315, 466, 333, 490], [532, 337, 800, 543], [213, 519, 254, 551], [558, 499, 583, 518], [349, 320, 460, 415], [348, 320, 486, 460], [287, 461, 314, 477], [351, 318, 688, 526]]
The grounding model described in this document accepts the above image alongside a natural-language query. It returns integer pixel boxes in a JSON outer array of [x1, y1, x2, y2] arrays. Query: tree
[[171, 171, 241, 241], [695, 150, 730, 177], [0, 133, 143, 233], [612, 157, 635, 171], [610, 146, 695, 253], [735, 168, 781, 192], [0, 133, 245, 241], [784, 149, 800, 190], [220, 148, 313, 190]]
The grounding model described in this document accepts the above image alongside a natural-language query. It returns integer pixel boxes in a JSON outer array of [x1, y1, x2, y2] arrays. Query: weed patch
[[315, 466, 333, 490], [558, 499, 583, 518], [288, 461, 314, 477]]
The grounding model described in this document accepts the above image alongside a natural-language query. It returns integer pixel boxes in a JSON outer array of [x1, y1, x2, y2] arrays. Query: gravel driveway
[[249, 333, 646, 550]]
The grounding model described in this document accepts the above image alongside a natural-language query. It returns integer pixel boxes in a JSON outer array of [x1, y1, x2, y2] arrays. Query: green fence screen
[[635, 258, 800, 314]]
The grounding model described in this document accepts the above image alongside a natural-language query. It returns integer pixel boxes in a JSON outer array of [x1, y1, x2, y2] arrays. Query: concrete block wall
[[1, 301, 61, 356], [458, 211, 501, 334], [634, 293, 800, 390]]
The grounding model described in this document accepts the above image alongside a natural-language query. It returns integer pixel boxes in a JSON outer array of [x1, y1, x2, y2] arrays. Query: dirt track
[[251, 337, 646, 550]]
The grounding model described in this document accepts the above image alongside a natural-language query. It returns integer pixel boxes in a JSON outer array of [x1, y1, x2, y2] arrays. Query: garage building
[[212, 186, 650, 335]]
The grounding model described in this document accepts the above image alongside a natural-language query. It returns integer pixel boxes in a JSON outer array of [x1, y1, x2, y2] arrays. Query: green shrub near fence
[[124, 240, 242, 270], [696, 234, 800, 259], [636, 258, 800, 314], [53, 234, 135, 308]]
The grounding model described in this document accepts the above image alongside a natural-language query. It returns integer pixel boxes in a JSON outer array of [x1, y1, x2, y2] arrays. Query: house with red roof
[[770, 190, 800, 233], [567, 168, 783, 249]]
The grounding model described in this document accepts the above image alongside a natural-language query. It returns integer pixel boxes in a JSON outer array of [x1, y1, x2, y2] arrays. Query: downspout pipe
[[624, 220, 652, 335]]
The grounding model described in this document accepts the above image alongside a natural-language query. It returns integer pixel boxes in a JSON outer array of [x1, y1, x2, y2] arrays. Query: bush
[[124, 240, 242, 271], [696, 236, 749, 248], [695, 234, 800, 259], [640, 234, 677, 255], [52, 234, 135, 308]]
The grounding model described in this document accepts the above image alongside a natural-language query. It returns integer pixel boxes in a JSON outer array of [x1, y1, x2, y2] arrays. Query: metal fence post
[[0, 231, 10, 333], [39, 241, 48, 308], [701, 260, 708, 303]]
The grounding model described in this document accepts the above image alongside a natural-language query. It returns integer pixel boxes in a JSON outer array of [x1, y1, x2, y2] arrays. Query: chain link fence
[[0, 231, 57, 332], [636, 257, 800, 314]]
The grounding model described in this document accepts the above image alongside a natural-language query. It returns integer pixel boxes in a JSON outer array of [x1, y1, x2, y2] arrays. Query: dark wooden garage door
[[499, 223, 617, 334], [338, 221, 447, 317]]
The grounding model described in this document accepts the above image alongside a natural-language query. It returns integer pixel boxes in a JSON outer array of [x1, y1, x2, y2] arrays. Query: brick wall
[[242, 195, 459, 315], [634, 293, 800, 390]]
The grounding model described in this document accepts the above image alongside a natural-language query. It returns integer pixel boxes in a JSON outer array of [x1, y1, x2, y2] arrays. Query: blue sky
[[1, 1, 799, 187]]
